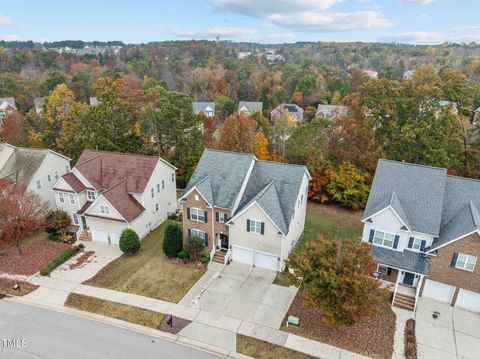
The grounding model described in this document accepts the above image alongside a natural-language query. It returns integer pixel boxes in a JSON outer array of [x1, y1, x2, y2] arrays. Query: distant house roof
[[182, 149, 309, 235], [192, 102, 215, 113], [273, 103, 302, 114], [475, 107, 480, 113], [315, 104, 349, 119], [364, 70, 378, 79], [34, 97, 44, 114], [89, 97, 99, 106], [403, 70, 414, 80], [0, 97, 16, 110], [364, 159, 480, 252], [0, 146, 50, 187], [238, 101, 263, 113]]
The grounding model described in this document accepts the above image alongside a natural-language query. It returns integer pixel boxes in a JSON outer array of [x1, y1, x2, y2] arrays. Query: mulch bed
[[282, 290, 396, 359], [404, 319, 417, 359], [158, 315, 191, 334], [0, 235, 70, 275], [0, 278, 39, 296], [69, 251, 95, 270]]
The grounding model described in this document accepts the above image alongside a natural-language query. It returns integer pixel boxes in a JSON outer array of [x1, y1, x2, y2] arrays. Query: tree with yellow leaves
[[253, 132, 269, 160]]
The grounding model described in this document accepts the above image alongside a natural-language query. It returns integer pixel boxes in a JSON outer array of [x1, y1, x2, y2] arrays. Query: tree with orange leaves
[[217, 113, 257, 153], [253, 132, 269, 160]]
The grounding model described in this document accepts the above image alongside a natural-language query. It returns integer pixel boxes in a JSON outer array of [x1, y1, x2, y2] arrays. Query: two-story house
[[271, 103, 304, 125], [52, 149, 177, 244], [315, 104, 349, 120], [362, 159, 480, 313], [193, 102, 215, 118], [0, 97, 17, 123], [0, 143, 71, 208], [238, 101, 263, 116], [179, 149, 310, 271]]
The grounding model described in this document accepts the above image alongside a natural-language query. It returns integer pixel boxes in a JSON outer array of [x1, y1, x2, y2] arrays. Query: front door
[[403, 272, 415, 286], [220, 234, 229, 249], [81, 216, 87, 229]]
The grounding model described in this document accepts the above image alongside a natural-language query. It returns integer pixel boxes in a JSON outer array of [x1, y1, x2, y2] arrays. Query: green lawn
[[295, 203, 363, 254], [84, 221, 205, 303]]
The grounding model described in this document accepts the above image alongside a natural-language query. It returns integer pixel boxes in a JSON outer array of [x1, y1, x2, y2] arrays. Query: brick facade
[[181, 189, 230, 251], [426, 232, 480, 293]]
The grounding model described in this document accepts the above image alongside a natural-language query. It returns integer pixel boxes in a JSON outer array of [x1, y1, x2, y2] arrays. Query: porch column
[[392, 270, 401, 305], [413, 275, 424, 311]]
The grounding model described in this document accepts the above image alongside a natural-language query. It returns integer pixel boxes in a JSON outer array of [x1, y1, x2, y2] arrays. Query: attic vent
[[400, 226, 408, 231]]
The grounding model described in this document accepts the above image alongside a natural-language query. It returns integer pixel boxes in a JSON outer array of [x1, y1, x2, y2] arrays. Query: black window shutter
[[393, 235, 400, 249], [188, 229, 191, 237], [420, 240, 426, 252], [204, 233, 209, 246], [204, 211, 208, 223], [261, 222, 265, 235], [450, 252, 459, 267], [247, 219, 250, 232], [408, 237, 414, 249], [369, 229, 375, 243], [187, 208, 191, 220], [387, 267, 392, 276], [216, 211, 219, 222]]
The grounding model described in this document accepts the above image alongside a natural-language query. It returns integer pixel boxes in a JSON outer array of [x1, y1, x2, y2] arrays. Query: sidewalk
[[19, 273, 370, 359]]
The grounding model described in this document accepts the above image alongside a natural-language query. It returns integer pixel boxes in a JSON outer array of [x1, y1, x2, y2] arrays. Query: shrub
[[45, 210, 71, 235], [163, 222, 183, 258], [119, 229, 140, 255], [40, 245, 82, 276], [200, 252, 210, 264], [186, 236, 205, 259], [404, 319, 417, 359], [178, 250, 189, 260]]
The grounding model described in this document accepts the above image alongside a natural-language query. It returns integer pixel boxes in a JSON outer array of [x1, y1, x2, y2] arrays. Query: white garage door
[[232, 246, 254, 265], [256, 251, 278, 271], [455, 289, 480, 313], [109, 232, 121, 245], [91, 228, 109, 243], [423, 279, 456, 304]]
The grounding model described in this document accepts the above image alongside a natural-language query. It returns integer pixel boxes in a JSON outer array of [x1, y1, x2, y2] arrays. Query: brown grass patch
[[0, 278, 38, 296], [236, 334, 314, 359]]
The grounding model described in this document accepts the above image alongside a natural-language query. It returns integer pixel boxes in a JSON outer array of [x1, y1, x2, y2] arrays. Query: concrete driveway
[[415, 298, 480, 359], [179, 262, 298, 329]]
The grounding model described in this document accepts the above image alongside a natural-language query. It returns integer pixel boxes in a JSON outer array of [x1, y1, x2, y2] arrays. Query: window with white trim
[[157, 183, 160, 193], [58, 192, 65, 203], [373, 230, 395, 248], [100, 205, 110, 215], [36, 179, 41, 189], [191, 229, 206, 243], [72, 213, 79, 225], [162, 180, 165, 189], [54, 170, 59, 180], [412, 238, 423, 250], [217, 212, 228, 223], [87, 190, 96, 201], [377, 264, 389, 275], [172, 173, 175, 182], [249, 219, 262, 234], [47, 174, 51, 182], [455, 253, 477, 271], [151, 188, 154, 197], [190, 208, 205, 222], [69, 194, 76, 205], [155, 203, 159, 211], [65, 164, 70, 173]]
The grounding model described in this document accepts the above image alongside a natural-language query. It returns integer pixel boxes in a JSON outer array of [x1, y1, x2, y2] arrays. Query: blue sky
[[1, 0, 479, 44]]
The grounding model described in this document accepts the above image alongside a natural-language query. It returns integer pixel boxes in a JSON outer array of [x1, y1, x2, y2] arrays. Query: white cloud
[[269, 11, 391, 32], [170, 27, 296, 43], [211, 0, 341, 17], [396, 0, 434, 4], [378, 30, 480, 45], [0, 34, 24, 41], [0, 15, 15, 25], [211, 0, 391, 32]]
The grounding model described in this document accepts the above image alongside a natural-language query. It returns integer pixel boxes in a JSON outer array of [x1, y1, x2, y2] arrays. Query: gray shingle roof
[[371, 245, 429, 275], [183, 149, 308, 235], [0, 147, 49, 187], [315, 104, 348, 119], [0, 97, 16, 109], [238, 101, 263, 113], [192, 102, 215, 113], [363, 159, 447, 236]]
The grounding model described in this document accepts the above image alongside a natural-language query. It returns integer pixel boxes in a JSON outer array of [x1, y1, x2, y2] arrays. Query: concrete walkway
[[391, 306, 414, 359]]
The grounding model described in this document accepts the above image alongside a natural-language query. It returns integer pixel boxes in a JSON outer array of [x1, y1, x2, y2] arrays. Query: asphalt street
[[0, 300, 220, 359]]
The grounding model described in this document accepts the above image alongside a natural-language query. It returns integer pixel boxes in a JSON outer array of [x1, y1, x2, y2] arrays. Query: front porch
[[210, 233, 231, 265]]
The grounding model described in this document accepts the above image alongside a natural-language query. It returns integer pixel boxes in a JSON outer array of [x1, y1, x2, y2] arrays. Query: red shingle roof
[[62, 173, 86, 193], [102, 179, 145, 222]]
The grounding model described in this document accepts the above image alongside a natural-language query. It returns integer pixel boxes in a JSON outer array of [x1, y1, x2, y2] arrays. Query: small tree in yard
[[0, 182, 47, 255], [186, 235, 205, 260], [45, 210, 71, 236], [288, 237, 387, 327], [163, 222, 183, 258], [119, 228, 140, 255]]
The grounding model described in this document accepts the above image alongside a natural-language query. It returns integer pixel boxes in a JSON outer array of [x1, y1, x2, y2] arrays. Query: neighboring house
[[364, 70, 378, 79], [193, 102, 215, 118], [89, 97, 100, 106], [271, 103, 304, 124], [403, 70, 414, 80], [0, 97, 17, 122], [179, 149, 310, 271], [315, 104, 349, 120], [474, 107, 480, 124], [237, 51, 251, 60], [0, 143, 71, 208], [439, 100, 459, 115], [238, 101, 263, 116], [52, 149, 177, 244], [34, 97, 45, 114], [362, 159, 480, 313]]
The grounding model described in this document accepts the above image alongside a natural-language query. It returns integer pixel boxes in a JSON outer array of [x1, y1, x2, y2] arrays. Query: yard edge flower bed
[[40, 244, 83, 276]]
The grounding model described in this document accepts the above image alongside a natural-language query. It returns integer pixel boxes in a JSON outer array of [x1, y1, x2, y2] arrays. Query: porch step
[[212, 251, 226, 264], [393, 293, 415, 311], [79, 230, 91, 242]]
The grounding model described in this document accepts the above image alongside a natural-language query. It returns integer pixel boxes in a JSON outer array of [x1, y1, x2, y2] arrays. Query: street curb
[[4, 296, 254, 359]]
